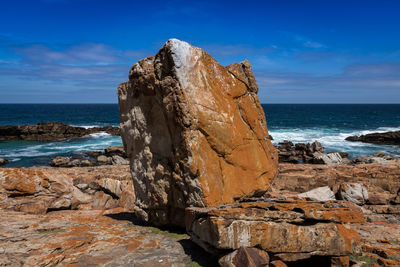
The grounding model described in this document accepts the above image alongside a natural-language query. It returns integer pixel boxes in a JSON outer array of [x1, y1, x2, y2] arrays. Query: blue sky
[[1, 0, 400, 103]]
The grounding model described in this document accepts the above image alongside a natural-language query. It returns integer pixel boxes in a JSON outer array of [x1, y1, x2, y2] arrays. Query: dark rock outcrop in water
[[0, 158, 8, 166], [276, 140, 350, 165], [346, 130, 400, 146], [118, 39, 278, 226], [0, 122, 120, 141]]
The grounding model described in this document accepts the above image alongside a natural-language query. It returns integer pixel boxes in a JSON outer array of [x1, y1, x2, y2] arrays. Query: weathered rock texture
[[0, 208, 211, 266], [0, 166, 135, 213], [270, 163, 400, 266], [0, 122, 120, 141], [186, 200, 364, 263], [118, 39, 278, 226]]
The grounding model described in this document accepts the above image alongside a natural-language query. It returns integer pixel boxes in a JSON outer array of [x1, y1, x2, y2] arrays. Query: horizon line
[[1, 103, 400, 105]]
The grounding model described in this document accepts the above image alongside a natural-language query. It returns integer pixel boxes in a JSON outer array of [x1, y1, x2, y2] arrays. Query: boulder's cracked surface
[[118, 39, 278, 226], [185, 200, 364, 263]]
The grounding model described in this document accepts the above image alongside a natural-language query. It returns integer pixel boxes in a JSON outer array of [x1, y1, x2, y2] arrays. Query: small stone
[[104, 145, 126, 157], [69, 159, 81, 167], [313, 152, 344, 165], [218, 247, 269, 267], [270, 260, 287, 267], [50, 156, 71, 167], [331, 256, 350, 267], [85, 151, 103, 158], [298, 186, 335, 201], [310, 141, 324, 153], [97, 155, 112, 165], [80, 159, 95, 167], [368, 193, 388, 205], [75, 183, 89, 190], [111, 155, 129, 165], [338, 183, 368, 205], [0, 158, 8, 166]]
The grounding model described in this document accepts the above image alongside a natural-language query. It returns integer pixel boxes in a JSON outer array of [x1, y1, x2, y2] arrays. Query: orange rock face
[[118, 39, 278, 226]]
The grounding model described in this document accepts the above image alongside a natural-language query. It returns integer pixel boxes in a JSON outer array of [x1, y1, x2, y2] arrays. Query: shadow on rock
[[104, 212, 219, 266], [178, 239, 219, 267], [104, 212, 151, 226]]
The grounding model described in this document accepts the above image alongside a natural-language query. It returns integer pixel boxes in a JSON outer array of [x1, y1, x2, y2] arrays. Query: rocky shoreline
[[0, 163, 399, 266], [1, 39, 399, 267]]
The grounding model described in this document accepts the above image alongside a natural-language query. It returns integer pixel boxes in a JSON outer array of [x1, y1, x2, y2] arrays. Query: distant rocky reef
[[346, 130, 400, 146], [0, 121, 120, 141]]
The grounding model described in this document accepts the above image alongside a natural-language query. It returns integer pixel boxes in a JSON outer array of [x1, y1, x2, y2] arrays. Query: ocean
[[0, 104, 399, 167]]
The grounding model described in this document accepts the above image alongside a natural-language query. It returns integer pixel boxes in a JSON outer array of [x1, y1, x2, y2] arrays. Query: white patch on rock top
[[165, 38, 201, 90], [166, 38, 193, 69]]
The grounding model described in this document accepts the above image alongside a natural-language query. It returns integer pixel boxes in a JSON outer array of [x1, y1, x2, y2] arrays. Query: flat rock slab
[[0, 208, 214, 266], [185, 200, 365, 262]]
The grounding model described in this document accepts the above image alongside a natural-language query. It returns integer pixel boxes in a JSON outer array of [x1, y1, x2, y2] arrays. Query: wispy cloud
[[255, 61, 400, 103], [280, 32, 326, 49], [293, 34, 326, 49], [0, 41, 150, 81], [0, 38, 152, 103], [343, 62, 400, 76], [13, 43, 122, 65]]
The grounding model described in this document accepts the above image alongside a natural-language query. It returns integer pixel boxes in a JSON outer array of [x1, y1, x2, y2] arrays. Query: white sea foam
[[269, 126, 400, 158], [70, 125, 97, 129], [89, 132, 111, 138]]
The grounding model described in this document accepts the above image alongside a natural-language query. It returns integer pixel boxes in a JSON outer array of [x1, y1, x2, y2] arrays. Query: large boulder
[[118, 39, 278, 226]]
